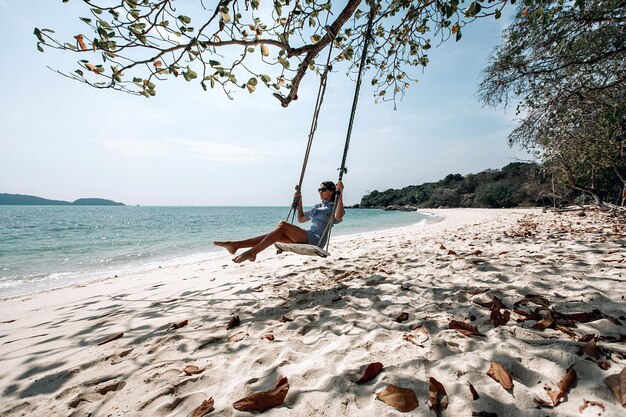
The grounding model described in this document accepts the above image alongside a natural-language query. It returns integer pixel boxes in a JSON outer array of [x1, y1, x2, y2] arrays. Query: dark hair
[[321, 181, 337, 201]]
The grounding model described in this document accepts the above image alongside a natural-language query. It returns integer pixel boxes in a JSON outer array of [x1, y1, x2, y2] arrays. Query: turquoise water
[[0, 206, 437, 297]]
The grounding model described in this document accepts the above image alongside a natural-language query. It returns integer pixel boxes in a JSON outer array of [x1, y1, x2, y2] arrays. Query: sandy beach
[[1, 208, 624, 417]]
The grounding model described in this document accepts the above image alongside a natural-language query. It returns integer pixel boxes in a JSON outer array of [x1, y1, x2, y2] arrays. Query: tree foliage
[[35, 0, 512, 107], [479, 0, 626, 204], [358, 162, 558, 208]]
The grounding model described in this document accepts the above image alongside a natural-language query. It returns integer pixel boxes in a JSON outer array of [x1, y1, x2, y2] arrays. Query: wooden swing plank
[[275, 242, 330, 258]]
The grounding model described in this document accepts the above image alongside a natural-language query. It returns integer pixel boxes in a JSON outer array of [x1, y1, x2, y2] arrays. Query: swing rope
[[285, 25, 337, 225], [319, 7, 375, 251]]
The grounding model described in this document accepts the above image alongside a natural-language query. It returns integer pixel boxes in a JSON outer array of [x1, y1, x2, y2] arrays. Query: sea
[[0, 206, 439, 298]]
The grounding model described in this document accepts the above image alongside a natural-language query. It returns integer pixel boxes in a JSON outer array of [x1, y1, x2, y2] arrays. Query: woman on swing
[[214, 181, 344, 263]]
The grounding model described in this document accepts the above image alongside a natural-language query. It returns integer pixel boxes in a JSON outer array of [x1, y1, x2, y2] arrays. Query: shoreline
[[0, 210, 441, 300], [1, 208, 624, 416]]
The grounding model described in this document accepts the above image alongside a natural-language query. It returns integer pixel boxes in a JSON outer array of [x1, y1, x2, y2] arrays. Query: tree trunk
[[558, 156, 604, 206]]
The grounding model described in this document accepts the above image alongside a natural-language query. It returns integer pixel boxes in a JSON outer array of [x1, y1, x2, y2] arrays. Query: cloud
[[101, 137, 272, 162]]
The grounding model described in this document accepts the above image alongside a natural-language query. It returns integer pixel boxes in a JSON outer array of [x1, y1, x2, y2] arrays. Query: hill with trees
[[358, 162, 600, 209], [0, 194, 125, 206]]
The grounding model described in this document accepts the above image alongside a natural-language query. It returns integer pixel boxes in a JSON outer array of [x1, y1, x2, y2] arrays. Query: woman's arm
[[335, 181, 345, 221], [296, 191, 309, 223]]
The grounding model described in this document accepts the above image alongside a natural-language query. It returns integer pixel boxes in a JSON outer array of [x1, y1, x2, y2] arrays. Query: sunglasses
[[318, 187, 330, 192]]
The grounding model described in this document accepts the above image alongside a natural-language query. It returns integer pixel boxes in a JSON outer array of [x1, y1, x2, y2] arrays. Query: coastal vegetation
[[479, 0, 626, 207], [357, 162, 625, 209]]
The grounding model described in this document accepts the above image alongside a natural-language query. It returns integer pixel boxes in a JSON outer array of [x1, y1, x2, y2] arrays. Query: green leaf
[[75, 69, 84, 76], [133, 77, 142, 83], [34, 28, 44, 43], [277, 57, 290, 69], [260, 74, 271, 84], [178, 15, 191, 24], [91, 8, 102, 15], [208, 60, 221, 67], [247, 77, 258, 86], [37, 43, 44, 52], [495, 9, 502, 19], [80, 17, 92, 24]]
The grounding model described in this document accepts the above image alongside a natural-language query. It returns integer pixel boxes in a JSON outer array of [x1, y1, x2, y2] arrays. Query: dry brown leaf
[[468, 382, 480, 400], [170, 319, 188, 330], [449, 320, 485, 337], [97, 332, 124, 346], [279, 315, 293, 322], [447, 249, 457, 255], [578, 400, 605, 413], [226, 316, 240, 330], [490, 308, 510, 328], [233, 376, 288, 412], [545, 366, 577, 406], [498, 250, 510, 255], [603, 366, 626, 406], [184, 365, 205, 375], [597, 360, 611, 370], [428, 377, 448, 413], [468, 249, 483, 256], [74, 34, 88, 50], [189, 397, 214, 417], [531, 308, 554, 330], [263, 333, 274, 341], [577, 337, 597, 358], [555, 325, 578, 339], [486, 362, 513, 390], [228, 331, 247, 342], [376, 384, 419, 412], [439, 244, 446, 250], [356, 362, 383, 384], [395, 312, 409, 323], [261, 44, 269, 56]]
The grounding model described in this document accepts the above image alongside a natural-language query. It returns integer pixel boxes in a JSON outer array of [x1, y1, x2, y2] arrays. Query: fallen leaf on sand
[[449, 320, 485, 337], [579, 400, 605, 413], [531, 308, 554, 330], [439, 244, 446, 250], [468, 382, 480, 400], [356, 362, 383, 384], [376, 384, 419, 412], [486, 362, 513, 390], [279, 315, 293, 322], [447, 250, 457, 255], [97, 332, 124, 346], [577, 336, 597, 358], [545, 366, 577, 406], [169, 319, 188, 330], [490, 308, 510, 328], [597, 360, 611, 370], [603, 366, 626, 406], [428, 377, 448, 413], [184, 365, 205, 375], [395, 312, 409, 323], [189, 397, 214, 417], [228, 331, 247, 342], [233, 375, 289, 412], [226, 316, 240, 330], [468, 249, 483, 256], [497, 250, 510, 255], [263, 333, 274, 341]]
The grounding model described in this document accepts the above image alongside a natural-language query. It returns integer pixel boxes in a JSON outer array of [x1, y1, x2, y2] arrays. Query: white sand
[[0, 208, 624, 416]]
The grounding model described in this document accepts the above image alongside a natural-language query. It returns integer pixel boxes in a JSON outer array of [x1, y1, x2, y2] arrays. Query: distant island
[[0, 193, 125, 206]]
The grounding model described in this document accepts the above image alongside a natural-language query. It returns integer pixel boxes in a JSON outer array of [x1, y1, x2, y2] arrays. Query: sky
[[0, 1, 531, 206]]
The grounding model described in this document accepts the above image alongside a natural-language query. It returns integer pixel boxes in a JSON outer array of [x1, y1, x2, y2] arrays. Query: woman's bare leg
[[214, 233, 268, 254], [233, 221, 307, 263]]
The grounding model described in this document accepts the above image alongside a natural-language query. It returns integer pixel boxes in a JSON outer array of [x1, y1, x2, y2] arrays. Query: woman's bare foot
[[233, 250, 256, 263], [214, 241, 238, 254]]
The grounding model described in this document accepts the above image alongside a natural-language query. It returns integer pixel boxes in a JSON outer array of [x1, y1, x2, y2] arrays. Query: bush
[[474, 181, 518, 208]]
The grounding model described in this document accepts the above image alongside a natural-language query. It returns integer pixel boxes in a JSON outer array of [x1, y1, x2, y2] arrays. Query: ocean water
[[0, 206, 438, 297]]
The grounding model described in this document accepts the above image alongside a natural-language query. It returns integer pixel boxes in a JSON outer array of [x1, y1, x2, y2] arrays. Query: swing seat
[[275, 242, 330, 258]]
